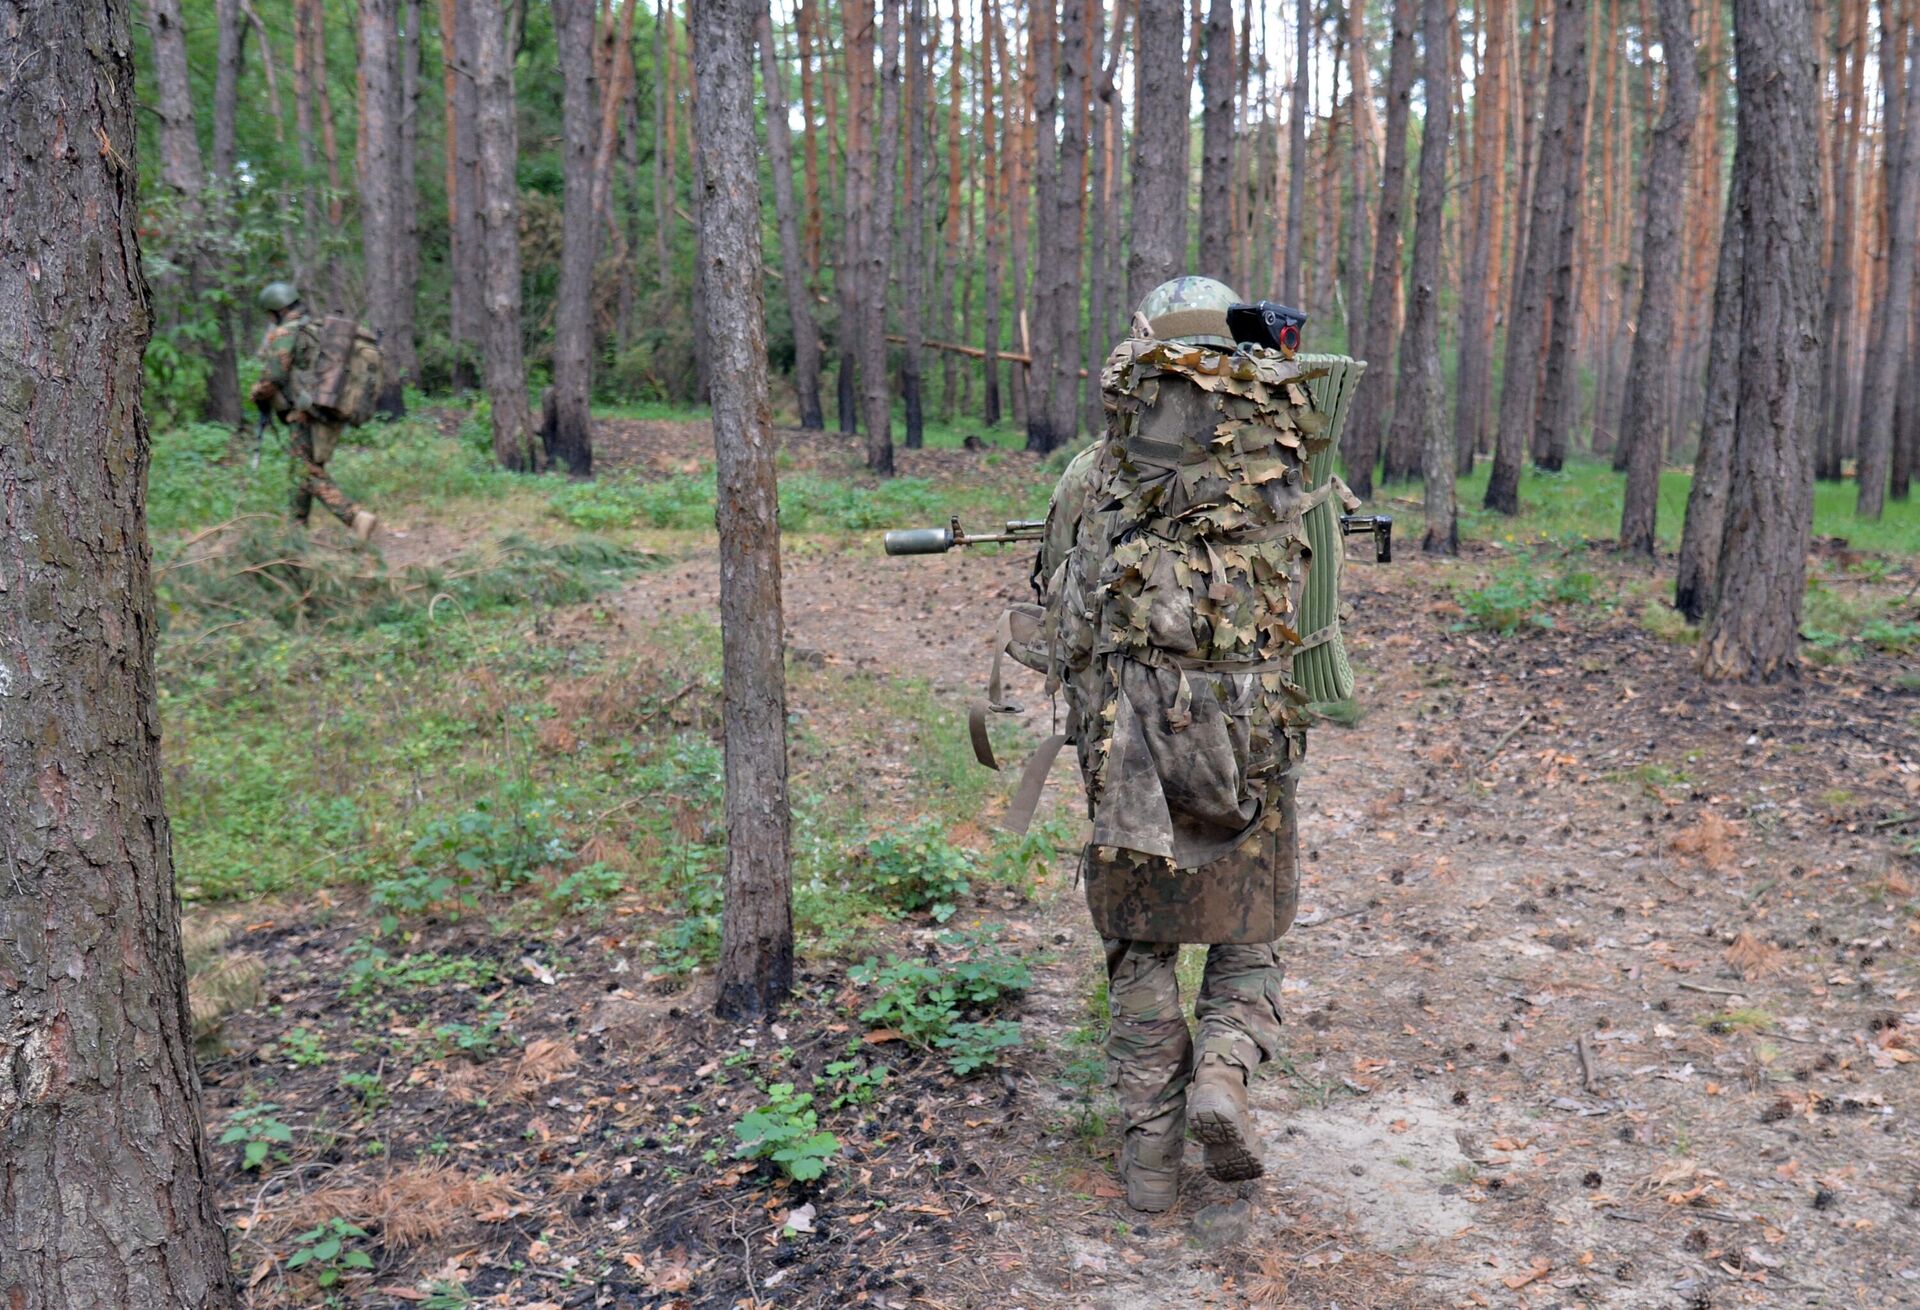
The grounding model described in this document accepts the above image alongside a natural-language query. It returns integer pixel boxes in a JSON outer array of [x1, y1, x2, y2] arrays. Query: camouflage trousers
[[1103, 938, 1284, 1142], [289, 421, 359, 527]]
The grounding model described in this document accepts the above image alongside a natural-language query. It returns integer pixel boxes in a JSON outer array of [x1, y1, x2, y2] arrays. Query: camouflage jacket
[[257, 315, 314, 417]]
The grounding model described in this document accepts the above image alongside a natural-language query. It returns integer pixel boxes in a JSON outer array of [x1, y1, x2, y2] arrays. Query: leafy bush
[[344, 946, 498, 995], [848, 932, 1031, 1075], [286, 1218, 375, 1288], [819, 1059, 888, 1109], [852, 821, 976, 921], [731, 1082, 842, 1182], [547, 861, 626, 912], [220, 1103, 295, 1171]]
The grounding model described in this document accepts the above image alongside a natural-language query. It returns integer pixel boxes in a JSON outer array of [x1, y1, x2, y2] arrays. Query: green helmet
[[258, 281, 301, 313], [1136, 275, 1241, 349]]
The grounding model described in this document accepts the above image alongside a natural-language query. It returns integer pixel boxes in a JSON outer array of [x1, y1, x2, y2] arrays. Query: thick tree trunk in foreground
[[690, 0, 796, 1022], [1199, 0, 1236, 278], [760, 2, 825, 429], [473, 0, 537, 469], [1700, 0, 1822, 683], [1618, 0, 1698, 554], [1853, 40, 1920, 520], [1675, 150, 1746, 622], [1405, 0, 1456, 551], [863, 0, 904, 475], [1487, 0, 1586, 513], [358, 0, 411, 415], [0, 5, 237, 1305], [545, 0, 599, 476], [1128, 0, 1190, 304], [1531, 0, 1591, 471], [1344, 0, 1417, 499]]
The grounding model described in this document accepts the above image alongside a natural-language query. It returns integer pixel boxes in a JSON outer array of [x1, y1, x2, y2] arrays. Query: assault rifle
[[883, 513, 1395, 563]]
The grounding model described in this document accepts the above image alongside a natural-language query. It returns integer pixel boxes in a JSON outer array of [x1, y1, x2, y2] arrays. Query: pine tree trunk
[[1344, 0, 1417, 499], [1486, 0, 1584, 514], [1024, 0, 1060, 451], [759, 2, 826, 430], [473, 0, 537, 469], [901, 0, 929, 448], [798, 1, 826, 274], [359, 0, 411, 414], [838, 0, 874, 435], [1, 5, 238, 1304], [1128, 0, 1191, 304], [440, 0, 483, 390], [981, 0, 1003, 424], [544, 0, 599, 475], [213, 0, 242, 178], [1895, 265, 1920, 501], [1853, 39, 1919, 519], [398, 0, 422, 373], [1699, 0, 1822, 683], [1410, 0, 1457, 552], [1282, 0, 1311, 303], [1674, 148, 1745, 621], [1454, 0, 1509, 472], [863, 0, 904, 474], [938, 0, 964, 420], [1343, 0, 1378, 349], [1815, 1, 1866, 481], [1048, 0, 1087, 445], [1199, 0, 1236, 277], [1618, 0, 1698, 554], [1531, 0, 1591, 471], [689, 0, 796, 1022], [1007, 28, 1032, 428]]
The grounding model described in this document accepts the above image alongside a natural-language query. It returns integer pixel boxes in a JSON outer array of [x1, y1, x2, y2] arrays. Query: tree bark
[[1853, 37, 1919, 519], [1674, 146, 1746, 621], [212, 0, 243, 180], [1282, 0, 1311, 303], [440, 0, 483, 389], [1, 5, 238, 1305], [359, 0, 411, 414], [1128, 0, 1191, 305], [900, 0, 930, 447], [1343, 0, 1417, 499], [1454, 0, 1509, 472], [1531, 0, 1591, 471], [838, 0, 874, 434], [544, 0, 599, 476], [1402, 0, 1455, 551], [981, 0, 1002, 423], [398, 0, 422, 374], [689, 0, 796, 1022], [758, 4, 826, 431], [1618, 0, 1698, 554], [1342, 0, 1379, 349], [1024, 0, 1060, 450], [1486, 0, 1585, 514], [938, 0, 964, 420], [1037, 0, 1087, 449], [863, 0, 904, 474], [1699, 0, 1822, 683], [1815, 0, 1867, 481], [473, 0, 537, 469], [1199, 0, 1236, 278]]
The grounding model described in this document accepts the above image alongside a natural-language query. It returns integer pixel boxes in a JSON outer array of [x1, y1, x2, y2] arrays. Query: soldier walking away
[[250, 282, 381, 543], [984, 275, 1352, 1211]]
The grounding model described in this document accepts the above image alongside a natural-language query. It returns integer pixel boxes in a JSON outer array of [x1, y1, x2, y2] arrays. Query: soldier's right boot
[[1118, 1111, 1184, 1212], [1188, 1053, 1264, 1182]]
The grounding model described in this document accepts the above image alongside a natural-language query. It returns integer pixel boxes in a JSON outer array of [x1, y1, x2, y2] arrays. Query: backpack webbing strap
[[998, 734, 1070, 835], [1145, 309, 1234, 344]]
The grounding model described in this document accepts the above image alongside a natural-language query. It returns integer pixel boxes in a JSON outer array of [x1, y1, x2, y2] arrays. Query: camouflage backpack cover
[[271, 313, 385, 427], [979, 286, 1360, 944]]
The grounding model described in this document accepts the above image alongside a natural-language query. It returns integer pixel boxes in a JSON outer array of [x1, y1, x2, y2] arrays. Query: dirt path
[[570, 524, 1920, 1308]]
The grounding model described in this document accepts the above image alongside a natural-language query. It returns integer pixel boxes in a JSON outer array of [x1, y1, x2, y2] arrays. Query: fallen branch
[[1575, 1033, 1605, 1094], [1676, 980, 1748, 998], [1476, 712, 1535, 775]]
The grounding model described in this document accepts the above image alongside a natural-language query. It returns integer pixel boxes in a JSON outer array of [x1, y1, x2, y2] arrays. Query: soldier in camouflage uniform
[[250, 282, 378, 542], [1029, 276, 1328, 1211]]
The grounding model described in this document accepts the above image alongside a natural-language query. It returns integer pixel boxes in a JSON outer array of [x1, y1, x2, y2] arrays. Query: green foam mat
[[1292, 354, 1368, 705]]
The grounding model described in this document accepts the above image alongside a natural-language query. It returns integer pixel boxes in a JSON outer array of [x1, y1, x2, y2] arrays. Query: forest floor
[[164, 413, 1920, 1310]]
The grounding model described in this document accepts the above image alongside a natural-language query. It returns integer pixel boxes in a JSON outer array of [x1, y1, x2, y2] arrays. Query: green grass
[[1375, 455, 1920, 559]]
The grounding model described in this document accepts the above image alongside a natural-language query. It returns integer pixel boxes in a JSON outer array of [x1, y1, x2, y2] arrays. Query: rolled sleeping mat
[[1291, 353, 1367, 706]]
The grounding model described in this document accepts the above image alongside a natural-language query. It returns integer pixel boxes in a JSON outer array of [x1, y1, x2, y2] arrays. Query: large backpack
[[977, 331, 1365, 944], [290, 315, 385, 426]]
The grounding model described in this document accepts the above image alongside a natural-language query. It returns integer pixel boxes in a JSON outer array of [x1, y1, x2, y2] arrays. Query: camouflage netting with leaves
[[1045, 339, 1335, 872]]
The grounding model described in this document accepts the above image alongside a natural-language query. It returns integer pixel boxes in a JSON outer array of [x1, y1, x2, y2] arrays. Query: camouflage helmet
[[1136, 275, 1241, 349], [258, 281, 301, 313]]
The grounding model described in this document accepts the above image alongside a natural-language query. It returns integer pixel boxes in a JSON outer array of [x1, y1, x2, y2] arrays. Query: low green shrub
[[1455, 555, 1602, 634], [851, 820, 976, 921], [731, 1082, 842, 1182], [847, 931, 1031, 1075]]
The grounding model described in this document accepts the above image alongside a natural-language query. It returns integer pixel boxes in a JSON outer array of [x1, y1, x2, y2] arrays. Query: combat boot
[[1188, 1053, 1263, 1182], [1118, 1115, 1184, 1212], [352, 509, 379, 543]]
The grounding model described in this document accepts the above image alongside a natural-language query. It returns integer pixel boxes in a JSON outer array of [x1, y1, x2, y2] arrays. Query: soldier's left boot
[[1118, 1110, 1185, 1212], [1188, 1053, 1263, 1182]]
